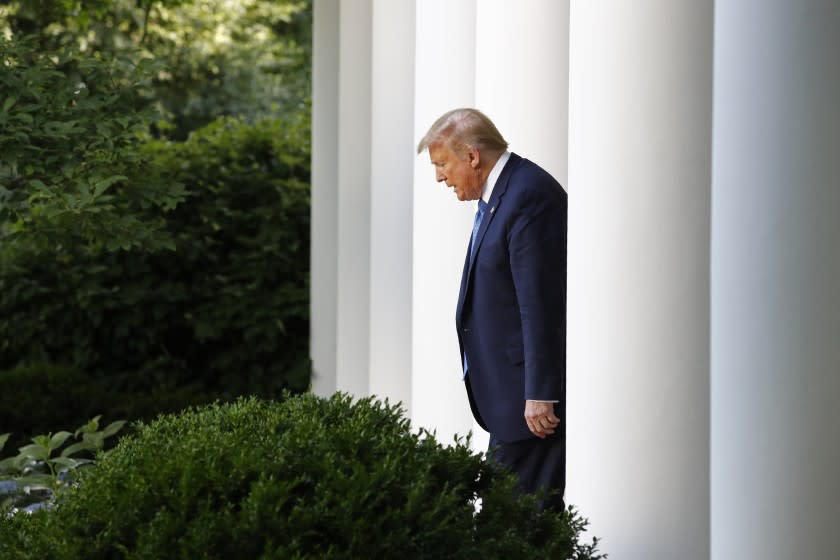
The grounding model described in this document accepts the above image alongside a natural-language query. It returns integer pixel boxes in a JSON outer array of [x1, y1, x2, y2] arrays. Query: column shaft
[[475, 0, 569, 186], [310, 0, 340, 395], [368, 0, 416, 410], [711, 2, 840, 558], [411, 0, 478, 444], [334, 0, 373, 396], [567, 2, 713, 558]]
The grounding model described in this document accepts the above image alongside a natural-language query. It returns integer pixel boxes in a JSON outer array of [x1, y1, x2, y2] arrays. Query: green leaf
[[2, 97, 16, 112], [0, 433, 9, 454], [100, 420, 127, 439], [18, 443, 49, 462], [60, 440, 96, 458], [28, 179, 50, 192], [82, 432, 105, 451], [49, 431, 73, 451], [49, 456, 81, 472], [92, 175, 128, 198], [16, 473, 53, 491], [75, 416, 102, 437], [0, 455, 24, 474]]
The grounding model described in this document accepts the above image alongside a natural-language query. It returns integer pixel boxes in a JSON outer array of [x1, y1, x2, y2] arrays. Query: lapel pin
[[490, 206, 495, 214]]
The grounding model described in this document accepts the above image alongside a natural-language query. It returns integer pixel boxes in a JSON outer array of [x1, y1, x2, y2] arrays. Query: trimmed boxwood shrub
[[0, 393, 604, 559]]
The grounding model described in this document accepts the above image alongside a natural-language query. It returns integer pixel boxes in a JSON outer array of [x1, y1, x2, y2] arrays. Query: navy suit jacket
[[456, 153, 567, 443]]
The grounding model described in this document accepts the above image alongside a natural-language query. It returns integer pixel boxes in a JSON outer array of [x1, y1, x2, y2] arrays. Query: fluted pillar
[[567, 2, 713, 558], [711, 2, 840, 558]]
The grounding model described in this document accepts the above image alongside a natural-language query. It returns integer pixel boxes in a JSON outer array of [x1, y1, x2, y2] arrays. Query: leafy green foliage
[[0, 394, 604, 559], [0, 416, 125, 512], [0, 511, 50, 560], [1, 0, 312, 139], [137, 0, 313, 137], [0, 0, 313, 488], [0, 114, 311, 416], [0, 37, 186, 251]]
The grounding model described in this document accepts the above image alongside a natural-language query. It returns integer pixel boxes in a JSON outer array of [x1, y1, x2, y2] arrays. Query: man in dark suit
[[417, 108, 567, 511]]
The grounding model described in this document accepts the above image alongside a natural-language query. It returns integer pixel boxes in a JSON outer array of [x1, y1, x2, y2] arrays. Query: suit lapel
[[456, 153, 521, 320]]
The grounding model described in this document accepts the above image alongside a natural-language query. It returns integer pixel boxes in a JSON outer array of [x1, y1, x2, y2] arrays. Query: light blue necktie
[[463, 199, 489, 379], [470, 199, 489, 261]]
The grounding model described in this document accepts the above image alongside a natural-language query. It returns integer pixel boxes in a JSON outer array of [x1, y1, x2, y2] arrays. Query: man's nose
[[435, 171, 445, 183]]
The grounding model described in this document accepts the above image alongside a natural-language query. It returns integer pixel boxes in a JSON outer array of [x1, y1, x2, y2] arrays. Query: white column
[[567, 2, 713, 558], [368, 0, 415, 411], [711, 2, 840, 559], [475, 0, 569, 186], [334, 0, 373, 397], [310, 0, 340, 395], [411, 0, 477, 445], [311, 0, 373, 398]]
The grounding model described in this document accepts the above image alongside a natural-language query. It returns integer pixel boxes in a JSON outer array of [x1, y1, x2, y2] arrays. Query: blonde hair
[[416, 108, 508, 157]]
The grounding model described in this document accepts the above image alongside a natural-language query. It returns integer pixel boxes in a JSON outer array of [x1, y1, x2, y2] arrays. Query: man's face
[[428, 141, 483, 201]]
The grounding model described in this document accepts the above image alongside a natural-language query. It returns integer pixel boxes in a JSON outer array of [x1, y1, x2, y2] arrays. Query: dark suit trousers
[[488, 433, 566, 512]]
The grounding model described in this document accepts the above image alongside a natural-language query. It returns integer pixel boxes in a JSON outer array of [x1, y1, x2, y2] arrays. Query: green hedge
[[0, 394, 604, 559], [0, 114, 311, 433]]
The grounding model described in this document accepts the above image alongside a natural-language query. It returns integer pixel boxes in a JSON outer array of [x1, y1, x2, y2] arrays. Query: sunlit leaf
[[49, 456, 80, 472], [60, 441, 96, 458], [18, 443, 49, 462], [100, 420, 127, 439], [48, 431, 73, 451]]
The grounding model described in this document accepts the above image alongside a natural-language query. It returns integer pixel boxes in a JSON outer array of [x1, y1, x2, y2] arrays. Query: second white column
[[567, 2, 713, 558]]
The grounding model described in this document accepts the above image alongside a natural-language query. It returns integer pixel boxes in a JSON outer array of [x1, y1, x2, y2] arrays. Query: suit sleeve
[[508, 184, 567, 401]]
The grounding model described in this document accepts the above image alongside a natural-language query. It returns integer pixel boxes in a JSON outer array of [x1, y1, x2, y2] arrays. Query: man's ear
[[467, 146, 481, 169]]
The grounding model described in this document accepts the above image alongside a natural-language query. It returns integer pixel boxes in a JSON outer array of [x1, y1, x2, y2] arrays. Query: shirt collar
[[481, 151, 511, 204]]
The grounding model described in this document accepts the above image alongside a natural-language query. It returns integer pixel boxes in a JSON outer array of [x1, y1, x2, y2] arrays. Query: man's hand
[[524, 400, 560, 439]]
